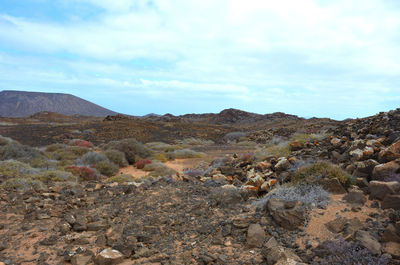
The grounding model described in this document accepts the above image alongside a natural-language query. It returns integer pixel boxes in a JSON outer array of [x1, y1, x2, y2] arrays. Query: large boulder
[[371, 159, 400, 181], [383, 242, 400, 259], [378, 140, 400, 163], [381, 195, 400, 210], [267, 198, 306, 230], [355, 230, 381, 255], [343, 189, 366, 205], [369, 181, 400, 200], [210, 185, 242, 207], [353, 159, 379, 178], [274, 157, 290, 172]]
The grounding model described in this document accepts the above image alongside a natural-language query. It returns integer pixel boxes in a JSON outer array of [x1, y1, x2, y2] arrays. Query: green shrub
[[66, 146, 90, 156], [104, 150, 128, 167], [95, 160, 119, 177], [254, 145, 290, 161], [152, 152, 169, 162], [142, 162, 176, 177], [2, 178, 44, 191], [103, 138, 152, 164], [45, 143, 66, 152], [0, 160, 40, 178], [145, 142, 181, 152], [105, 174, 135, 183], [293, 162, 356, 188], [289, 133, 326, 144], [0, 135, 12, 146], [32, 170, 76, 182], [0, 142, 43, 162], [28, 157, 58, 170], [78, 151, 108, 165], [176, 138, 214, 146]]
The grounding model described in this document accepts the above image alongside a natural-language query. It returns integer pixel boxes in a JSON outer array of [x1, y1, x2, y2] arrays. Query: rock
[[369, 181, 400, 200], [289, 141, 303, 151], [211, 185, 242, 207], [330, 137, 341, 146], [353, 159, 379, 178], [73, 215, 88, 232], [71, 254, 93, 265], [274, 157, 290, 172], [372, 159, 400, 180], [267, 198, 306, 230], [355, 230, 381, 255], [246, 223, 265, 248], [262, 245, 303, 265], [331, 151, 347, 163], [317, 178, 346, 194], [381, 195, 400, 210], [343, 189, 366, 205], [112, 236, 137, 257], [382, 224, 400, 243], [383, 242, 400, 259], [325, 217, 347, 233], [350, 149, 364, 161], [94, 248, 124, 265], [106, 225, 124, 246], [378, 140, 400, 163], [344, 217, 363, 237]]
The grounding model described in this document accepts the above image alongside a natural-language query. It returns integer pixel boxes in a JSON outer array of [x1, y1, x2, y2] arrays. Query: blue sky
[[0, 0, 399, 120]]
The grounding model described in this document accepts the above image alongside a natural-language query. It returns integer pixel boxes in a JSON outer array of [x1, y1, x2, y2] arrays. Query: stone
[[355, 230, 381, 255], [211, 185, 242, 207], [353, 159, 379, 177], [378, 140, 400, 163], [246, 223, 265, 248], [94, 248, 124, 265], [112, 236, 137, 257], [331, 151, 347, 163], [73, 215, 88, 232], [330, 138, 341, 146], [369, 181, 400, 200], [274, 157, 290, 172], [71, 254, 93, 265], [372, 159, 400, 180], [381, 224, 400, 243], [262, 245, 303, 265], [381, 195, 400, 210], [317, 178, 346, 194], [350, 149, 364, 161], [267, 198, 306, 230], [383, 242, 400, 259], [343, 189, 366, 205], [325, 217, 347, 233]]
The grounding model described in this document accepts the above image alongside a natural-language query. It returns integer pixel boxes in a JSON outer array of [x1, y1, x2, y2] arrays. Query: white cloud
[[0, 0, 399, 118]]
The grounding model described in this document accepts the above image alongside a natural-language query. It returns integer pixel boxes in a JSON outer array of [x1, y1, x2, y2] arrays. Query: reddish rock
[[378, 140, 400, 163]]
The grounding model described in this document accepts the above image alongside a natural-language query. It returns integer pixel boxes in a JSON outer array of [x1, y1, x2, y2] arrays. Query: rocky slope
[[0, 91, 117, 117]]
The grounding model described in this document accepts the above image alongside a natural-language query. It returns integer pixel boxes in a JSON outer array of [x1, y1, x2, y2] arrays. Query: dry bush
[[104, 149, 128, 167], [0, 160, 40, 178], [103, 138, 152, 164], [105, 174, 135, 183], [167, 149, 205, 159], [293, 161, 355, 188], [78, 151, 108, 166], [0, 141, 44, 162], [95, 160, 119, 177]]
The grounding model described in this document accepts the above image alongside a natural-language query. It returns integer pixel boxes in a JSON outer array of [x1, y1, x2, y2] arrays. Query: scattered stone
[[343, 189, 366, 205], [355, 230, 381, 255], [372, 159, 400, 180], [383, 242, 400, 259], [246, 223, 265, 248], [325, 216, 347, 233], [381, 224, 400, 243], [71, 254, 93, 265], [381, 195, 400, 210], [94, 248, 124, 265], [267, 198, 306, 230], [369, 181, 400, 201]]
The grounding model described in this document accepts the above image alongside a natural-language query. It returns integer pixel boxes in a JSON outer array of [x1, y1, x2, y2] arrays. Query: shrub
[[65, 166, 98, 181], [0, 135, 12, 146], [312, 238, 389, 265], [143, 162, 176, 177], [67, 139, 93, 148], [45, 144, 66, 152], [104, 150, 128, 167], [103, 138, 152, 164], [33, 170, 76, 183], [105, 174, 135, 183], [135, 159, 152, 169], [0, 142, 43, 162], [255, 184, 330, 209], [224, 132, 248, 142], [168, 149, 205, 159], [78, 152, 108, 166], [290, 133, 326, 144], [145, 142, 180, 152], [176, 138, 214, 146], [95, 160, 119, 177], [1, 178, 44, 192], [254, 145, 290, 161], [28, 158, 58, 170], [66, 146, 91, 156], [0, 160, 40, 178], [293, 162, 356, 188], [152, 152, 168, 162], [183, 169, 204, 177]]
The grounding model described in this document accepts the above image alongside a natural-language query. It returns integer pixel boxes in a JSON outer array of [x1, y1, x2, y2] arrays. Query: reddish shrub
[[65, 139, 93, 148], [135, 159, 152, 169], [65, 165, 97, 181]]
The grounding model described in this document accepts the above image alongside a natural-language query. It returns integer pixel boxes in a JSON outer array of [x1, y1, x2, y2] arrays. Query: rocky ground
[[0, 108, 400, 264]]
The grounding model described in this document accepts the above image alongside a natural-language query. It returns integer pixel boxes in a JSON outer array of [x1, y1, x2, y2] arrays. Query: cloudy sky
[[0, 0, 399, 119]]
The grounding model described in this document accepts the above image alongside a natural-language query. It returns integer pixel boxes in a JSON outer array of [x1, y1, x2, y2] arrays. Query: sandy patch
[[119, 166, 150, 179]]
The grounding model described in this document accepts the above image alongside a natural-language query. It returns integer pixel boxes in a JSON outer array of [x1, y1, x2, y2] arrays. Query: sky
[[0, 0, 399, 120]]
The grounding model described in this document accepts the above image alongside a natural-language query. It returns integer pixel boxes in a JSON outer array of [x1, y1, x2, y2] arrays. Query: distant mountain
[[141, 108, 302, 125], [0, 90, 118, 117]]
